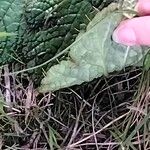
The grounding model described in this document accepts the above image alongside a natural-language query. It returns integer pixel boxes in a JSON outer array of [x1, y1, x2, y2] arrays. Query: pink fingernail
[[112, 24, 137, 46]]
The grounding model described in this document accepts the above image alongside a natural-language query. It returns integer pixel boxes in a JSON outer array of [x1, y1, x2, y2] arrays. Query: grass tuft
[[0, 63, 149, 150]]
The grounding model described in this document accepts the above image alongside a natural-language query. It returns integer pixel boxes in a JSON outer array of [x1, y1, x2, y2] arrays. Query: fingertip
[[113, 16, 150, 46], [136, 0, 150, 16], [112, 22, 137, 46]]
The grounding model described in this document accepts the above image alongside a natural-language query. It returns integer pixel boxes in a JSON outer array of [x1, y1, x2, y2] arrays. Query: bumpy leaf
[[0, 0, 25, 63], [39, 3, 148, 92], [0, 0, 107, 79]]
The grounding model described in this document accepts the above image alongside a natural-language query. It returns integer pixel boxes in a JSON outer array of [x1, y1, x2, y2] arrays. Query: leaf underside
[[39, 3, 148, 92]]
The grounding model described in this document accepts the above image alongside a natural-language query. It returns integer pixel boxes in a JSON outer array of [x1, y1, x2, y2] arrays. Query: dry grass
[[0, 64, 149, 150]]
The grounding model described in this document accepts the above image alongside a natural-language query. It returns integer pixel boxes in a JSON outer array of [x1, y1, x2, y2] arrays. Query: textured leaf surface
[[39, 4, 148, 92], [0, 0, 25, 63], [0, 0, 109, 80]]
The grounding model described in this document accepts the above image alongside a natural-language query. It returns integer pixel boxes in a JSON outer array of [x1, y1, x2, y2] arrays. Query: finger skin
[[113, 0, 150, 46], [113, 16, 150, 46], [137, 0, 150, 16]]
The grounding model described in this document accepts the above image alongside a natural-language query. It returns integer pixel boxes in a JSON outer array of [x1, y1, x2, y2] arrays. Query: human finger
[[136, 0, 150, 16], [112, 16, 150, 46]]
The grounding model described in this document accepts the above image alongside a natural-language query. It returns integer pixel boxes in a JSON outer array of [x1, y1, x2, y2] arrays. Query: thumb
[[112, 16, 150, 46]]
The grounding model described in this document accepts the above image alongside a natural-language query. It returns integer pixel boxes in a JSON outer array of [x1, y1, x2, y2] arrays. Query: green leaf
[[18, 0, 100, 69], [0, 0, 105, 78], [0, 0, 25, 63], [39, 3, 148, 92]]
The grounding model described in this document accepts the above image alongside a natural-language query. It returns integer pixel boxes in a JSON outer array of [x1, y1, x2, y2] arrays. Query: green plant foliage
[[0, 32, 15, 38], [39, 3, 148, 92], [0, 0, 25, 63], [0, 1, 148, 92], [0, 0, 105, 70]]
